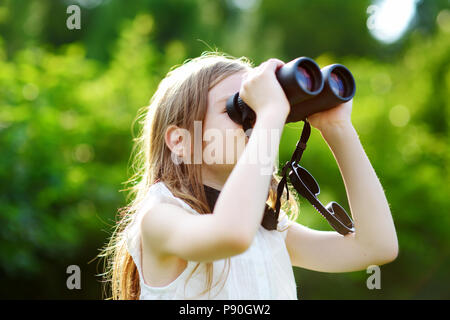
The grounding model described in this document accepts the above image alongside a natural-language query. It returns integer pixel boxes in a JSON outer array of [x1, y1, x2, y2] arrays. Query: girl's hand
[[239, 58, 290, 119], [307, 99, 353, 132]]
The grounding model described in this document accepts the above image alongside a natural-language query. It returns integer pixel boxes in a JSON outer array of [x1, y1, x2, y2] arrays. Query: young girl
[[101, 52, 398, 300]]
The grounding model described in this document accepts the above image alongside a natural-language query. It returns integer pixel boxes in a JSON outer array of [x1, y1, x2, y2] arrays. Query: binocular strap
[[272, 119, 355, 235], [273, 119, 311, 224]]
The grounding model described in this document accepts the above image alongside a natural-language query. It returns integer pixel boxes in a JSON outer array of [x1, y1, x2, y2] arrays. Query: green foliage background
[[0, 0, 448, 299]]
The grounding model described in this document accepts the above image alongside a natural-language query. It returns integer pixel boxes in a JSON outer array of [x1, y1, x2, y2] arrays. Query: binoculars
[[226, 57, 356, 127]]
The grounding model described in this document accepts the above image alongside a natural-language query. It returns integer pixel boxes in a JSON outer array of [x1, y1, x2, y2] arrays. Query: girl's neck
[[201, 167, 232, 191], [203, 181, 223, 191]]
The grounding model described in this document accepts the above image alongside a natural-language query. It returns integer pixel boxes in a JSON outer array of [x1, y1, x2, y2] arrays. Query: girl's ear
[[164, 125, 189, 158]]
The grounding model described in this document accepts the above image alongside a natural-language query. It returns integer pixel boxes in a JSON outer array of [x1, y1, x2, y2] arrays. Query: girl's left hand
[[307, 99, 353, 132]]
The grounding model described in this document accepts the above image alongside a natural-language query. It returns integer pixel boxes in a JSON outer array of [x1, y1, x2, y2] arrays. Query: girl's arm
[[213, 108, 287, 247], [213, 58, 290, 248], [142, 59, 291, 263], [285, 100, 398, 272]]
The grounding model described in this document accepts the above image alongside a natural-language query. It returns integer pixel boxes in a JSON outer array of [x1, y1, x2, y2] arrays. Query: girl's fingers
[[245, 59, 284, 84], [261, 58, 285, 72], [252, 58, 284, 74]]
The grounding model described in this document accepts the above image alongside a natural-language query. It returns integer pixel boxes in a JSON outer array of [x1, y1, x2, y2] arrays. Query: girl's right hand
[[239, 58, 291, 120]]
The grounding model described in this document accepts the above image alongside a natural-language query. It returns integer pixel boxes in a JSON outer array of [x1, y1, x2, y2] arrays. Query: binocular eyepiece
[[226, 57, 356, 127]]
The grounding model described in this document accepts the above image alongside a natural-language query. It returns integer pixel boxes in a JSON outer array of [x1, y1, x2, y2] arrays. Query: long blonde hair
[[98, 51, 298, 300]]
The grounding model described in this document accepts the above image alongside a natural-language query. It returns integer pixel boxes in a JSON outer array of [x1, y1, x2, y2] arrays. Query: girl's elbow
[[227, 231, 252, 255], [373, 241, 399, 265], [385, 234, 399, 262], [381, 247, 398, 264]]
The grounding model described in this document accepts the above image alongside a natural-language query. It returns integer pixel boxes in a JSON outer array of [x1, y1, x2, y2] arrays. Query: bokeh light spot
[[389, 105, 410, 127], [73, 144, 94, 163], [22, 83, 39, 101], [437, 9, 450, 33], [367, 0, 418, 44]]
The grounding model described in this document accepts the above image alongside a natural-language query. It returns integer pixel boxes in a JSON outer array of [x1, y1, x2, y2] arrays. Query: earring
[[170, 151, 184, 165]]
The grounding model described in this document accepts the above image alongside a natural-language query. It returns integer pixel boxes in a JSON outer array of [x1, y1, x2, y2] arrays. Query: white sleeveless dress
[[124, 182, 298, 300]]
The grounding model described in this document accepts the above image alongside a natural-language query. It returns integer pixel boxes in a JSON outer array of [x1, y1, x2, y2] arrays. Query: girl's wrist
[[320, 121, 357, 145], [256, 104, 289, 125]]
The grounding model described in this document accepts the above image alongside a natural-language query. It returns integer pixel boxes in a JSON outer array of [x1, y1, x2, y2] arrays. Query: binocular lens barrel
[[226, 57, 356, 126], [327, 66, 355, 99], [296, 66, 313, 91], [286, 63, 355, 122], [330, 72, 345, 97], [276, 57, 323, 106]]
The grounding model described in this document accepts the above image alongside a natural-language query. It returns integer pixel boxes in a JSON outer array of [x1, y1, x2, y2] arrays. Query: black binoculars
[[226, 57, 356, 128]]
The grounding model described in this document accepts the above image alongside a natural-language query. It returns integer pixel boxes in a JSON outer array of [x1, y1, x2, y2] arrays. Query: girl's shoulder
[[125, 182, 198, 263], [143, 181, 199, 215]]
